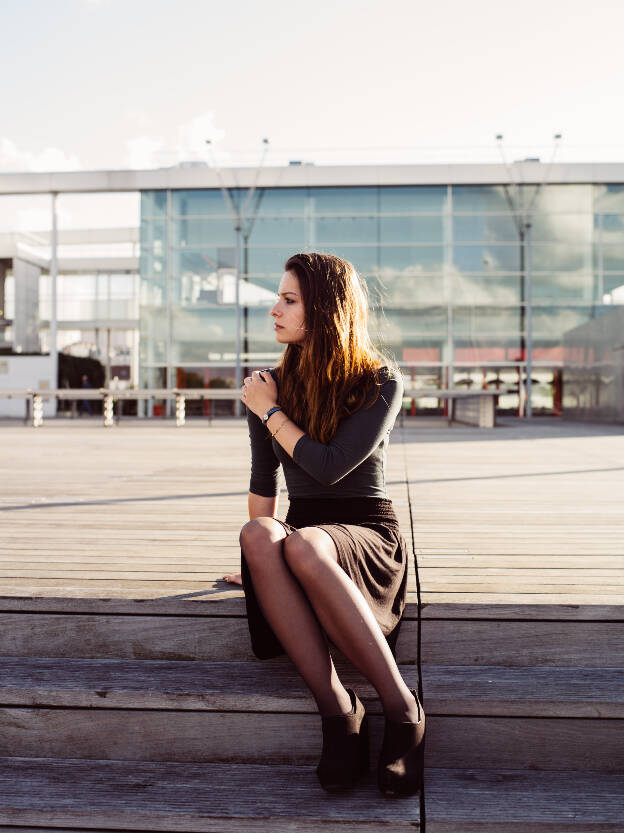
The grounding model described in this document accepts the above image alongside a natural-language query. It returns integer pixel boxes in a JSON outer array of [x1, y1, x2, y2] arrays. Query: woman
[[223, 252, 425, 796]]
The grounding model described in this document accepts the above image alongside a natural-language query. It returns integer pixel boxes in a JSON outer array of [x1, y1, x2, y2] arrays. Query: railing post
[[32, 394, 43, 428], [175, 394, 186, 427], [103, 394, 114, 427]]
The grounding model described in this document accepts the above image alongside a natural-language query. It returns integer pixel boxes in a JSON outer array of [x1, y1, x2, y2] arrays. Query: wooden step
[[1, 659, 622, 771], [1, 657, 622, 717], [1, 603, 621, 665], [0, 757, 622, 832]]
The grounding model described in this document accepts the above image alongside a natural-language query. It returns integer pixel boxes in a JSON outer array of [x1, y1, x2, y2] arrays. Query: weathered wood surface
[[0, 418, 623, 608], [0, 707, 622, 771], [0, 758, 623, 830], [0, 613, 621, 665], [1, 656, 622, 717]]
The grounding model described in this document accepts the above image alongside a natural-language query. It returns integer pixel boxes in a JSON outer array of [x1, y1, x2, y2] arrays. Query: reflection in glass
[[141, 191, 167, 217], [531, 273, 595, 302], [521, 184, 592, 214], [527, 213, 592, 244], [170, 248, 237, 278], [364, 270, 445, 306], [380, 215, 444, 244], [316, 246, 379, 274], [172, 189, 230, 216], [247, 216, 306, 246], [604, 275, 624, 297], [315, 216, 378, 245], [173, 218, 235, 247], [532, 306, 595, 338], [309, 187, 378, 214], [254, 188, 307, 215], [380, 186, 446, 214], [453, 214, 518, 243], [452, 186, 510, 212], [531, 243, 591, 273], [452, 274, 522, 305], [453, 244, 520, 273], [594, 184, 624, 212], [245, 247, 304, 275], [601, 245, 624, 272], [454, 306, 523, 338], [140, 277, 167, 307], [379, 245, 444, 272]]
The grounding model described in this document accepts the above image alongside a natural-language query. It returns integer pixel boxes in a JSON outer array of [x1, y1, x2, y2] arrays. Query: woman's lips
[[274, 323, 284, 329]]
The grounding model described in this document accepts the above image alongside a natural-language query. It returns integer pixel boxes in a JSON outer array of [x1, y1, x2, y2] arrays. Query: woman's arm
[[274, 371, 403, 486], [248, 492, 279, 520]]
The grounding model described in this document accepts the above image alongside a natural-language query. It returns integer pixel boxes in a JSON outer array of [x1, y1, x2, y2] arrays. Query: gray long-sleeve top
[[247, 366, 403, 499]]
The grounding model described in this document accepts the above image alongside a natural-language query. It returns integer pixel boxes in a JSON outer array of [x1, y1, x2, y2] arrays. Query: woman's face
[[271, 270, 306, 344]]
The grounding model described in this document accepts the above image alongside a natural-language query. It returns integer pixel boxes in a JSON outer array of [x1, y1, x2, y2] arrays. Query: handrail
[[0, 386, 511, 428]]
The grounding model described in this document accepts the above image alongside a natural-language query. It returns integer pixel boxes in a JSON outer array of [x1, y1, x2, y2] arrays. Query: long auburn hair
[[275, 252, 391, 444]]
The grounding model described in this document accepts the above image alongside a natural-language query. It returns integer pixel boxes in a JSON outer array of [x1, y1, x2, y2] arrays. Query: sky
[[1, 0, 624, 228]]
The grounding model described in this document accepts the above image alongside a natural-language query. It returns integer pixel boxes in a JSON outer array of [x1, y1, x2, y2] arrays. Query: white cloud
[[123, 112, 229, 169], [175, 112, 226, 161], [125, 136, 166, 170], [0, 137, 82, 173]]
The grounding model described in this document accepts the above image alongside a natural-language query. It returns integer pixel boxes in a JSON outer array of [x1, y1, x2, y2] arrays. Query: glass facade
[[140, 183, 624, 415]]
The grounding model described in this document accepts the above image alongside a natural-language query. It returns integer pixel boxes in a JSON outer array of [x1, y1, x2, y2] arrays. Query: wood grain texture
[[0, 417, 623, 607], [0, 758, 622, 830], [0, 657, 622, 717], [0, 613, 621, 665]]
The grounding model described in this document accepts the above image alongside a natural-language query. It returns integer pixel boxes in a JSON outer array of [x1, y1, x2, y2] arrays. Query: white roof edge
[[1, 162, 624, 194]]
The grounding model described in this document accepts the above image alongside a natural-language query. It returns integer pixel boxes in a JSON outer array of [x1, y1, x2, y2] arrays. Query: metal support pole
[[525, 222, 533, 419], [50, 194, 58, 404], [234, 225, 242, 417]]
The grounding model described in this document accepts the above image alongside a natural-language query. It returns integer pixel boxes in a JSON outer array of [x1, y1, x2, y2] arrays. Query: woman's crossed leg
[[240, 518, 419, 722]]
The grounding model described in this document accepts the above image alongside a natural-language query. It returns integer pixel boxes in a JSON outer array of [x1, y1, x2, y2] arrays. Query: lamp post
[[205, 139, 269, 415], [50, 193, 58, 403], [496, 134, 562, 419]]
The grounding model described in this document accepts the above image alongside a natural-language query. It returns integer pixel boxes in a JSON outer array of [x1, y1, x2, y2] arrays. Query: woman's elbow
[[312, 468, 346, 487]]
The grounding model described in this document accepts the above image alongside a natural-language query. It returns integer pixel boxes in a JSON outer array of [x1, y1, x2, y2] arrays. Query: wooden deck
[[0, 415, 623, 611]]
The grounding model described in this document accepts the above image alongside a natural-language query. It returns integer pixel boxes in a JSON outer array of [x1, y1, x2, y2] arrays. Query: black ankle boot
[[378, 689, 426, 797], [316, 688, 369, 792]]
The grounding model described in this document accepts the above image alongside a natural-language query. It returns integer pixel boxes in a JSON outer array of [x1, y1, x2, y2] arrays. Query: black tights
[[240, 517, 417, 720]]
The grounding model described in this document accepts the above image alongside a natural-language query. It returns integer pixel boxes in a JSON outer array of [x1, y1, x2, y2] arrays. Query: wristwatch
[[262, 406, 282, 425]]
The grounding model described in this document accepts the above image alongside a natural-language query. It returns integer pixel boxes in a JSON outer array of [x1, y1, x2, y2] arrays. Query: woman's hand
[[241, 369, 279, 418]]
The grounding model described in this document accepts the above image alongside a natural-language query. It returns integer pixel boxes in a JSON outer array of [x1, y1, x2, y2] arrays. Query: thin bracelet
[[270, 416, 289, 438]]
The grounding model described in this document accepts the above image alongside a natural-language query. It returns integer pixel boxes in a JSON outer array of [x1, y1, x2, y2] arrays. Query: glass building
[[140, 178, 624, 416]]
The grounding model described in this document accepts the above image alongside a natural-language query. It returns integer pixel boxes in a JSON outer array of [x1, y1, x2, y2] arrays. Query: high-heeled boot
[[378, 688, 426, 797], [316, 688, 369, 792]]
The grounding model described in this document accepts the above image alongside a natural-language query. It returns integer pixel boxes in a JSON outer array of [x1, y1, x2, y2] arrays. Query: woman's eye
[[286, 298, 295, 304]]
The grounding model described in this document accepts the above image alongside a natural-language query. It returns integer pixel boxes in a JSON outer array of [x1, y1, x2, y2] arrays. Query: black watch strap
[[262, 406, 282, 425]]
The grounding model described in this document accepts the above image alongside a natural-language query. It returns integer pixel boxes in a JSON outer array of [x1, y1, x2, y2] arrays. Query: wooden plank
[[0, 578, 622, 597], [0, 758, 622, 830], [0, 709, 622, 771], [1, 657, 622, 718], [2, 568, 623, 582], [0, 420, 623, 611], [0, 597, 623, 621], [0, 613, 621, 665], [1, 554, 623, 569]]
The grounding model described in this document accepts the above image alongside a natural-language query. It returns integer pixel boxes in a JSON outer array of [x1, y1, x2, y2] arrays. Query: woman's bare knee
[[283, 528, 338, 582], [240, 517, 286, 570]]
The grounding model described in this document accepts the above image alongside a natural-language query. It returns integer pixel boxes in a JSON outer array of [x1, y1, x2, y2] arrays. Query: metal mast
[[205, 139, 269, 415], [496, 133, 562, 418]]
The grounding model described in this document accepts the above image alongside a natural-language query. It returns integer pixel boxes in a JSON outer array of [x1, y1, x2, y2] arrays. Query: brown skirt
[[240, 497, 409, 660]]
